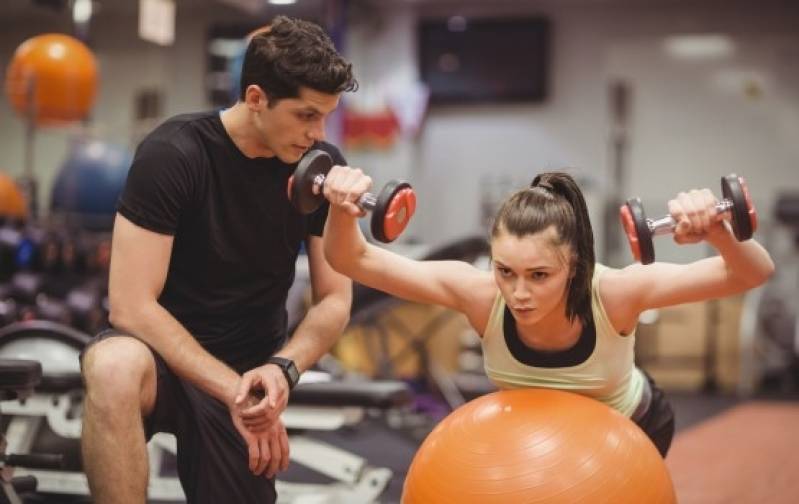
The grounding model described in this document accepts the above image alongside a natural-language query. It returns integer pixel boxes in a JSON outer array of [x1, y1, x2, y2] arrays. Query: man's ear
[[244, 84, 268, 110]]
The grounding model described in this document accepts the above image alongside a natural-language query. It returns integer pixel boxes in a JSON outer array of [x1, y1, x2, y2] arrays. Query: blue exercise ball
[[50, 139, 132, 231]]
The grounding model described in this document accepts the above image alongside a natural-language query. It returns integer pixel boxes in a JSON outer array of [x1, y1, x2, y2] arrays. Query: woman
[[320, 168, 774, 456]]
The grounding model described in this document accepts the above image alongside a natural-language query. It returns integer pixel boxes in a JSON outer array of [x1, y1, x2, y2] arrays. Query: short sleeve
[[117, 139, 197, 235]]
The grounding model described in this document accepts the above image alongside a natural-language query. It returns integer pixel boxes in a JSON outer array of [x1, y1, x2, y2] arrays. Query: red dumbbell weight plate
[[721, 174, 757, 241], [620, 198, 655, 265], [371, 181, 416, 243], [289, 150, 333, 215]]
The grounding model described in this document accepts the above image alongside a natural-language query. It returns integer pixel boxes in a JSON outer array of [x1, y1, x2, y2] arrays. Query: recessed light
[[663, 34, 735, 61]]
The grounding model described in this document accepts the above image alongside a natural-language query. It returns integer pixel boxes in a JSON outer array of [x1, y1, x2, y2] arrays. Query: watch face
[[288, 365, 300, 384], [271, 357, 299, 387]]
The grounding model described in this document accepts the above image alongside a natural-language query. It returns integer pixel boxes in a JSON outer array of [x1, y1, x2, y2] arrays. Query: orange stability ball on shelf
[[5, 33, 98, 125], [0, 173, 28, 221], [402, 388, 676, 504]]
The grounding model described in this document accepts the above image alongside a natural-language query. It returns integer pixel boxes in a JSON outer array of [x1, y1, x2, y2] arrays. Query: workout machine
[[0, 320, 412, 504], [0, 357, 64, 504]]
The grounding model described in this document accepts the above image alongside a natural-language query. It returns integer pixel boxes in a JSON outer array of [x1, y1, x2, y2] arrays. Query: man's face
[[252, 86, 340, 163]]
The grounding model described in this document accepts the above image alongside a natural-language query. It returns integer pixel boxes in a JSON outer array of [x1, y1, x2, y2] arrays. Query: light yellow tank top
[[482, 263, 646, 417]]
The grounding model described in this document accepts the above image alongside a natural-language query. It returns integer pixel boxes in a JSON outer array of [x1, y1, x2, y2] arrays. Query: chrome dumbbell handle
[[311, 173, 325, 192], [358, 193, 377, 210], [649, 199, 733, 236]]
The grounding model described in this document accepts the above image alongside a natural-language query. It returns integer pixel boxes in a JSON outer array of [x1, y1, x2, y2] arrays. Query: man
[[80, 16, 358, 503]]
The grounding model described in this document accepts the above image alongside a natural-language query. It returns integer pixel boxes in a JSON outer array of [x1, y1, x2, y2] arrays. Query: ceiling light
[[663, 34, 735, 61], [73, 0, 92, 24]]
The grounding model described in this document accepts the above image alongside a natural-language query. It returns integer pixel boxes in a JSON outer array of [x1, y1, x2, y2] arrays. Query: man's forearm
[[273, 294, 350, 373], [110, 301, 240, 405]]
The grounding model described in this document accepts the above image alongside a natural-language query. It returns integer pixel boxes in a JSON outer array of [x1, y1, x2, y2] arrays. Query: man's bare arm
[[107, 214, 240, 405], [272, 235, 352, 373]]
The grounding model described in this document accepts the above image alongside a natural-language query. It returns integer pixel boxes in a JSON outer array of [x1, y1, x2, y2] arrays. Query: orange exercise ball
[[0, 172, 28, 221], [5, 33, 98, 125], [402, 389, 676, 504]]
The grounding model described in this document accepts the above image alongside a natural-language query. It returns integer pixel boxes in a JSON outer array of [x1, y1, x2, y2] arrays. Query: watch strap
[[268, 356, 299, 389]]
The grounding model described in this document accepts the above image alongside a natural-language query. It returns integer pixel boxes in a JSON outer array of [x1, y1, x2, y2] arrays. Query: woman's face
[[491, 227, 573, 327]]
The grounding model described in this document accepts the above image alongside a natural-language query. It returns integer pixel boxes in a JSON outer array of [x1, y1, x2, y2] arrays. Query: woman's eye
[[532, 271, 548, 280], [498, 267, 512, 277]]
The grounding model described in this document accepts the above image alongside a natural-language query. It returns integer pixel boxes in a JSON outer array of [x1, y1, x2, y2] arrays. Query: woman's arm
[[322, 166, 496, 329], [601, 189, 774, 332]]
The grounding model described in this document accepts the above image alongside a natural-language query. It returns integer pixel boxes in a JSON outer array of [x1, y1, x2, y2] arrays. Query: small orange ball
[[0, 172, 28, 220]]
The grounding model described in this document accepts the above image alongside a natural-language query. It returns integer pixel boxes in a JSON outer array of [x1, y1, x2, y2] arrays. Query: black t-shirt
[[117, 111, 345, 372]]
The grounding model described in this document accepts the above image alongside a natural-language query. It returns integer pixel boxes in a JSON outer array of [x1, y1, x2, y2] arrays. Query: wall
[[1, 0, 797, 267], [0, 1, 248, 213], [344, 0, 799, 265]]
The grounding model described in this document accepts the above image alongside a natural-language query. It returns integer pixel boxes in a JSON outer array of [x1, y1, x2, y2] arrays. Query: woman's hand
[[668, 188, 729, 244], [320, 165, 372, 217]]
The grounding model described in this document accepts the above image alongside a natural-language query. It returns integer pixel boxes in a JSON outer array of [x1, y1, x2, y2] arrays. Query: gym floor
[[41, 389, 795, 504]]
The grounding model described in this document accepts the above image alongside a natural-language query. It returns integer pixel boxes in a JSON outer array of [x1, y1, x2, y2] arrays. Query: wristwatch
[[268, 356, 300, 390]]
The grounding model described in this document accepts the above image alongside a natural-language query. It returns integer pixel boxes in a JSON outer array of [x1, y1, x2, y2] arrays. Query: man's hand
[[235, 364, 290, 432], [229, 406, 290, 478]]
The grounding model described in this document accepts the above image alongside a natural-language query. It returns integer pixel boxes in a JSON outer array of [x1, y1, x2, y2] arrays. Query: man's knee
[[82, 335, 157, 415]]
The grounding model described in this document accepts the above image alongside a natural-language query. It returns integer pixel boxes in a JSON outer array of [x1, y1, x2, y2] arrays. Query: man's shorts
[[80, 329, 277, 504]]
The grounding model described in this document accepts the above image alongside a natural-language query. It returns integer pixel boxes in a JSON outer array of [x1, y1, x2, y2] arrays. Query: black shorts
[[632, 371, 675, 458], [81, 330, 277, 504]]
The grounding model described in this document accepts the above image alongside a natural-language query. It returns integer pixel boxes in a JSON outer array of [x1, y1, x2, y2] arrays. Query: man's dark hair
[[239, 16, 358, 104]]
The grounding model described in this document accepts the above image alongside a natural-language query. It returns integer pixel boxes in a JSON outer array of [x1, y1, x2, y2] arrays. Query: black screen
[[419, 17, 550, 104]]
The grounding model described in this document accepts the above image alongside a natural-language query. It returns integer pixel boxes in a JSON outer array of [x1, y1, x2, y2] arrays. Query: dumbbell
[[0, 285, 20, 326], [0, 225, 23, 281], [14, 228, 62, 273], [620, 174, 758, 265], [64, 281, 106, 333], [287, 150, 417, 243]]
